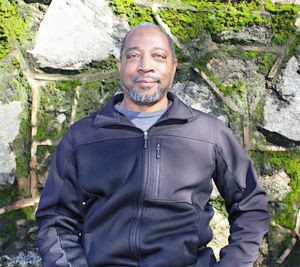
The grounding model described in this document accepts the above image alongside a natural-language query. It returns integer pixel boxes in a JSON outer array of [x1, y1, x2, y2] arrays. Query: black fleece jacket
[[36, 92, 270, 267]]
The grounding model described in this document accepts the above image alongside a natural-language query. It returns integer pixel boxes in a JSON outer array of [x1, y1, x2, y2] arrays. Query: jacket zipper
[[155, 143, 161, 197], [130, 131, 150, 259], [143, 131, 149, 149]]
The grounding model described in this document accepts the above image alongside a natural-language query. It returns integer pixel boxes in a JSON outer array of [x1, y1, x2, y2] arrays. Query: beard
[[120, 75, 173, 104]]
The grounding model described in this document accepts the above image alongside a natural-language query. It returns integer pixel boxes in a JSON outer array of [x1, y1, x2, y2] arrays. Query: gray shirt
[[114, 104, 167, 132]]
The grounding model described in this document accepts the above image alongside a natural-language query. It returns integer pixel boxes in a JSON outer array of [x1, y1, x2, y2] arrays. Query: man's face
[[117, 27, 177, 105]]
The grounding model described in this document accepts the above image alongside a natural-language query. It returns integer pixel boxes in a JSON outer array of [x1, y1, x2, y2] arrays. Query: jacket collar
[[92, 92, 194, 127]]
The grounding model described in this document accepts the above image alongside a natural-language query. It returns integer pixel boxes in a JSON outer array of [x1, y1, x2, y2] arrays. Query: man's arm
[[212, 119, 270, 267], [35, 127, 89, 267]]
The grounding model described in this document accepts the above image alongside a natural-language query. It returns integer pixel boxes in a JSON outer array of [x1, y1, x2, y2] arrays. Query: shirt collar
[[92, 92, 194, 127]]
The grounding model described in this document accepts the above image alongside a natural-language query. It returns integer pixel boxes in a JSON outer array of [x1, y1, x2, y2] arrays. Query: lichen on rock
[[29, 0, 129, 70], [0, 101, 23, 184]]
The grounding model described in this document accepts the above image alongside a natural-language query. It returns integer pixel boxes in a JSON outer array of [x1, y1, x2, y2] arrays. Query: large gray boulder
[[208, 209, 230, 260], [0, 101, 22, 184], [258, 170, 291, 202], [207, 56, 265, 114], [263, 56, 300, 141], [29, 0, 129, 70], [217, 26, 273, 45], [171, 81, 227, 122]]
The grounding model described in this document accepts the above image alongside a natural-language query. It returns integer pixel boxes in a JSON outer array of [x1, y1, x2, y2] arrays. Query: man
[[36, 22, 270, 267]]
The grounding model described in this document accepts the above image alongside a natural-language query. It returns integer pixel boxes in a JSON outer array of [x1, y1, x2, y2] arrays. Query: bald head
[[120, 22, 177, 60]]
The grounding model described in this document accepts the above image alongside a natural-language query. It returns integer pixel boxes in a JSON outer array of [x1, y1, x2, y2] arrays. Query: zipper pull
[[143, 131, 149, 149], [156, 144, 161, 159]]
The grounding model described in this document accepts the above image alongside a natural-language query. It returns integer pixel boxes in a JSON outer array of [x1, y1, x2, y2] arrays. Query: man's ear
[[116, 58, 121, 70], [172, 58, 178, 75]]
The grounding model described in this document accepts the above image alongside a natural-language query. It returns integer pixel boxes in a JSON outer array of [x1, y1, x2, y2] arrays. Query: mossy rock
[[265, 0, 300, 45], [85, 58, 118, 72], [267, 224, 293, 266], [250, 150, 300, 229], [36, 81, 76, 142], [0, 56, 32, 181], [109, 0, 155, 26], [0, 206, 37, 255], [75, 78, 119, 121], [0, 0, 34, 60], [36, 145, 55, 188]]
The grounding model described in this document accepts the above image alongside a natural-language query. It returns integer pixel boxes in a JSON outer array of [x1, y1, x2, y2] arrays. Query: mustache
[[132, 75, 162, 84]]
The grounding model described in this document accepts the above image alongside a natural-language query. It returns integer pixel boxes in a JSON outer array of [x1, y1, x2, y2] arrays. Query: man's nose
[[138, 56, 154, 73]]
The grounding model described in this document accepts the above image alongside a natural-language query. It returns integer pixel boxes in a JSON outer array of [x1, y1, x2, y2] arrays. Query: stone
[[271, 0, 300, 5], [29, 0, 129, 70], [0, 101, 23, 184], [295, 12, 300, 31], [208, 209, 230, 259], [254, 237, 269, 267], [208, 56, 265, 114], [24, 0, 52, 4], [56, 113, 66, 124], [171, 81, 226, 122], [263, 56, 300, 141], [0, 251, 41, 267], [217, 26, 273, 45], [258, 170, 291, 202], [211, 180, 221, 199]]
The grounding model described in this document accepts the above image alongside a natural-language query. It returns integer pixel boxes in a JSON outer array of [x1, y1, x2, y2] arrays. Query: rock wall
[[0, 0, 299, 266]]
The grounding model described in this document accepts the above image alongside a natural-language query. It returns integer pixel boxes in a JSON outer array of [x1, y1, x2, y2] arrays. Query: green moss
[[265, 0, 300, 45], [14, 119, 31, 178], [109, 0, 155, 26], [250, 150, 300, 229], [1, 61, 32, 181], [195, 62, 247, 97], [110, 0, 298, 48], [0, 0, 32, 59], [255, 98, 264, 125], [0, 185, 19, 207], [226, 46, 261, 59], [159, 7, 206, 43], [76, 78, 119, 121], [0, 57, 30, 103], [56, 79, 82, 92], [8, 60, 32, 179], [36, 145, 56, 162], [175, 46, 189, 63], [36, 111, 69, 142], [158, 0, 265, 43], [11, 56, 20, 67], [267, 224, 293, 265], [87, 58, 118, 72], [286, 32, 300, 62], [210, 196, 228, 217], [226, 48, 277, 76], [0, 206, 36, 242], [37, 82, 75, 142], [257, 52, 277, 76], [85, 81, 98, 89]]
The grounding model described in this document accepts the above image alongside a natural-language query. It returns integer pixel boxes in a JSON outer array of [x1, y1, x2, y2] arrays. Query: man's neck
[[119, 94, 169, 112]]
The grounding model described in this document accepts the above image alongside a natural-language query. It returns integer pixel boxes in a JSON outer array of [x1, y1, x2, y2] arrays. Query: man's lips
[[135, 79, 158, 83]]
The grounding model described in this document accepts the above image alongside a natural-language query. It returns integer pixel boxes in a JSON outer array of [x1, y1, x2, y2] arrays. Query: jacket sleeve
[[212, 119, 270, 267], [35, 126, 89, 267]]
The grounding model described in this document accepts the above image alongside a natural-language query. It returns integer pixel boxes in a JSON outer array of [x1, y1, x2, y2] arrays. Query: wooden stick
[[0, 197, 40, 215]]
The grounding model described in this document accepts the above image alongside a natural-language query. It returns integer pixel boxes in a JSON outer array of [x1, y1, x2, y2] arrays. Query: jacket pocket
[[147, 136, 214, 204]]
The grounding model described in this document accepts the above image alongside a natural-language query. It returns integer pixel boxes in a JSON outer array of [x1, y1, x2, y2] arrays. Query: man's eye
[[154, 54, 166, 60], [127, 54, 139, 59]]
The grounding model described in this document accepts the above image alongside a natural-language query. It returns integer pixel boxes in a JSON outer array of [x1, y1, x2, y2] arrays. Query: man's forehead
[[123, 27, 170, 50], [125, 46, 167, 53]]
